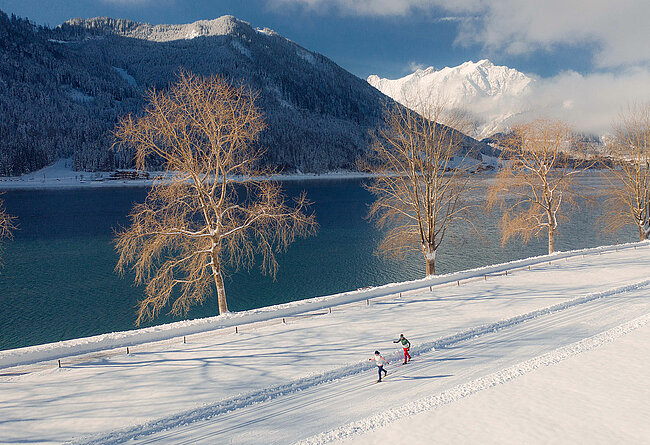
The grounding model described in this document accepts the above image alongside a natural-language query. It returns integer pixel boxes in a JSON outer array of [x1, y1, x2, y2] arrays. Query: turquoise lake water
[[0, 177, 634, 350]]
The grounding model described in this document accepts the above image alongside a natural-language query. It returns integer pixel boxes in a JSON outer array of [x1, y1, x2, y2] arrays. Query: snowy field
[[1, 242, 649, 444], [346, 320, 650, 445]]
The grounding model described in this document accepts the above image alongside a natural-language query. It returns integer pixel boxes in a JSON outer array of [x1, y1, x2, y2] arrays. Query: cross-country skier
[[369, 351, 389, 382], [393, 333, 411, 364]]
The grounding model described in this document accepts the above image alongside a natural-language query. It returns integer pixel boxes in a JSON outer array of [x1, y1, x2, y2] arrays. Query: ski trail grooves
[[303, 312, 650, 444], [72, 280, 650, 444]]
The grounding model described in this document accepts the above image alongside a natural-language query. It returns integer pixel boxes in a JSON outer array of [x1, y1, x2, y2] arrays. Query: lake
[[0, 176, 634, 350]]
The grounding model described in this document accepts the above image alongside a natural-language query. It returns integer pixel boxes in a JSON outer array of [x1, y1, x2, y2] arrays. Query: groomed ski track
[[67, 246, 650, 445]]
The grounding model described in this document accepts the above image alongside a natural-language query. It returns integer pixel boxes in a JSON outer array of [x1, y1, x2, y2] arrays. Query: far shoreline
[[0, 158, 379, 191], [1, 156, 611, 192], [0, 172, 378, 191]]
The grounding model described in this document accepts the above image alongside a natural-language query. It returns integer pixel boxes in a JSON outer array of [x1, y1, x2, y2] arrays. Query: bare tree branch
[[0, 195, 15, 253]]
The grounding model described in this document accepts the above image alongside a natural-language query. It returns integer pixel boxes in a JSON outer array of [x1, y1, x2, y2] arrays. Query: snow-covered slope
[[341, 315, 650, 445], [367, 60, 534, 139], [2, 242, 649, 443]]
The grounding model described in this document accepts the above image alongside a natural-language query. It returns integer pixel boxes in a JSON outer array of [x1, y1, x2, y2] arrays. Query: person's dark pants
[[377, 365, 387, 381]]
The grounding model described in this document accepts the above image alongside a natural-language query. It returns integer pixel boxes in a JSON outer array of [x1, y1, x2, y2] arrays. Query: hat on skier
[[374, 351, 380, 355]]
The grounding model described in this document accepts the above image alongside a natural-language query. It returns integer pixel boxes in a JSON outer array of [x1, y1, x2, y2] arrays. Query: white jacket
[[373, 355, 387, 367]]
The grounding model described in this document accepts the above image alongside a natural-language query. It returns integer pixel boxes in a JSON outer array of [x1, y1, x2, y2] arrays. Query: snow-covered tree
[[487, 119, 590, 254], [364, 101, 477, 276], [601, 104, 650, 241], [114, 72, 317, 323]]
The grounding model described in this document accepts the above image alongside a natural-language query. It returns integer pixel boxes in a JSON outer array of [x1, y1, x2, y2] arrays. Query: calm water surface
[[0, 177, 634, 350]]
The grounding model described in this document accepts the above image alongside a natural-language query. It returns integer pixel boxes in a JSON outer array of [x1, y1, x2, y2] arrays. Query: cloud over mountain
[[271, 1, 650, 69]]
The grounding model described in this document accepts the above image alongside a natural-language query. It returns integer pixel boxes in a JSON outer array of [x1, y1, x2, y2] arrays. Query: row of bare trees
[[365, 106, 584, 275], [107, 72, 649, 324], [488, 106, 650, 249], [364, 102, 650, 279]]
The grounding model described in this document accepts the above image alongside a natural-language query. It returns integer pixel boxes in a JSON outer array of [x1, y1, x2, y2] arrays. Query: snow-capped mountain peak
[[367, 59, 534, 138]]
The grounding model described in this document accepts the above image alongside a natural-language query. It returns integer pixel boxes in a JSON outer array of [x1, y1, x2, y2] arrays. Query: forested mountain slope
[[0, 11, 140, 174], [0, 11, 494, 175]]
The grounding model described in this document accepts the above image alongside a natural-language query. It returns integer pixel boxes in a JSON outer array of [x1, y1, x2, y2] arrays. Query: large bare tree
[[487, 119, 590, 254], [601, 103, 650, 241], [114, 72, 317, 324], [364, 102, 476, 276]]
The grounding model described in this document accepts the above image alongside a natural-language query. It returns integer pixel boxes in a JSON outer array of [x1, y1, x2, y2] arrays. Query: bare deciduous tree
[[364, 101, 477, 276], [601, 103, 650, 241], [487, 119, 590, 254], [0, 196, 15, 250], [114, 71, 317, 324]]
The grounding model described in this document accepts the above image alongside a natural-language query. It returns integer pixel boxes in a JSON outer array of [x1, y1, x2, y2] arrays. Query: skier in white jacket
[[369, 351, 389, 382]]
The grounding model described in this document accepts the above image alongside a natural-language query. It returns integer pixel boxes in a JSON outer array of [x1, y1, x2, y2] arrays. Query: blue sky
[[0, 0, 607, 79]]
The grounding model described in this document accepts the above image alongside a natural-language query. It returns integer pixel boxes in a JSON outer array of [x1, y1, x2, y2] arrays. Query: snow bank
[[2, 241, 646, 369]]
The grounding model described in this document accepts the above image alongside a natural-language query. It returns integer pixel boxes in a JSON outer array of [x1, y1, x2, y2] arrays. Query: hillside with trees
[[0, 10, 495, 175]]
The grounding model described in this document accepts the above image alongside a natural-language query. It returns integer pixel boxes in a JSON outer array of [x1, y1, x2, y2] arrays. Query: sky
[[1, 0, 650, 134]]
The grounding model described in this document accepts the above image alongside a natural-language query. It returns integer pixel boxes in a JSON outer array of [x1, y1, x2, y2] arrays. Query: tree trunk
[[548, 225, 555, 254], [423, 244, 436, 276], [639, 201, 650, 241], [211, 262, 228, 314]]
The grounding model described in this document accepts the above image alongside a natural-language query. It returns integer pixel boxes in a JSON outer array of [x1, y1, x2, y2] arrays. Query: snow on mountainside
[[368, 60, 534, 139], [64, 15, 251, 42], [0, 9, 494, 176]]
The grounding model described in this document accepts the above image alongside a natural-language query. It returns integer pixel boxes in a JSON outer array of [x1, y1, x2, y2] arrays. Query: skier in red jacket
[[393, 333, 411, 364]]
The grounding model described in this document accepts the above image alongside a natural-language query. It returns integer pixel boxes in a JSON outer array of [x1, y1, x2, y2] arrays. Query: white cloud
[[269, 1, 650, 68], [406, 61, 427, 73], [454, 0, 650, 69], [464, 68, 650, 137], [275, 0, 650, 135], [266, 0, 443, 17], [521, 68, 650, 135]]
